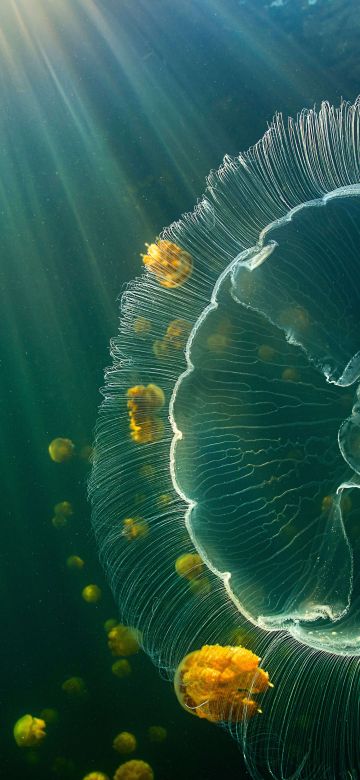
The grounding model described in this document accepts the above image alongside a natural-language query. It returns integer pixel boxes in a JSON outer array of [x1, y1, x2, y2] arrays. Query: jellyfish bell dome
[[170, 182, 360, 657], [90, 97, 360, 780]]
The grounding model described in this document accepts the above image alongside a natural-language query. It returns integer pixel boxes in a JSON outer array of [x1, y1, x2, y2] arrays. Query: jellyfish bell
[[90, 98, 360, 779]]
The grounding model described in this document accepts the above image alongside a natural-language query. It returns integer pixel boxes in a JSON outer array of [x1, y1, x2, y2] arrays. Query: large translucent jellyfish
[[89, 98, 360, 780]]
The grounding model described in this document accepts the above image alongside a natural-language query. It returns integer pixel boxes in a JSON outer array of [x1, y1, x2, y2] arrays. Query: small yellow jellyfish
[[66, 555, 85, 570], [61, 676, 87, 698], [108, 624, 141, 657], [153, 319, 191, 359], [13, 714, 46, 747], [174, 644, 272, 723], [112, 659, 132, 678], [113, 731, 137, 754], [175, 552, 205, 581], [51, 514, 69, 529], [122, 517, 149, 541], [257, 344, 276, 361], [40, 708, 59, 725], [321, 494, 352, 514], [82, 773, 110, 780], [114, 759, 154, 780], [141, 239, 192, 288], [127, 384, 165, 444], [52, 500, 74, 529], [279, 305, 310, 331], [281, 367, 300, 382], [206, 333, 230, 351], [139, 463, 156, 479], [152, 338, 169, 360], [147, 725, 167, 743], [104, 618, 118, 634], [165, 318, 191, 349], [82, 584, 102, 603], [79, 443, 94, 462], [133, 317, 151, 336], [48, 437, 75, 463], [188, 575, 211, 596], [54, 501, 73, 517], [157, 493, 172, 507]]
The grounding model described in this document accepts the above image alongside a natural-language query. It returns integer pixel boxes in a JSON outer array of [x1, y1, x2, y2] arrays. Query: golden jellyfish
[[133, 317, 151, 336], [51, 514, 69, 529], [112, 659, 132, 679], [174, 644, 272, 723], [13, 714, 46, 747], [175, 552, 204, 581], [61, 676, 87, 698], [66, 555, 85, 570], [82, 584, 102, 603], [113, 759, 154, 780], [104, 617, 118, 633], [153, 318, 191, 359], [127, 384, 165, 444], [257, 344, 276, 361], [52, 500, 74, 529], [147, 725, 167, 743], [82, 773, 110, 780], [107, 624, 141, 657], [113, 731, 137, 754], [141, 239, 192, 288], [122, 517, 149, 541], [48, 437, 75, 463], [54, 500, 73, 517]]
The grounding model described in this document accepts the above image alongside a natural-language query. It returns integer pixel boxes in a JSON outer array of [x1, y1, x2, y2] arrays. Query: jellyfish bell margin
[[89, 96, 360, 780]]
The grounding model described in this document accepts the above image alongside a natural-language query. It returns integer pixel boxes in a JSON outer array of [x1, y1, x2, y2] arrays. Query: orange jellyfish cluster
[[141, 239, 192, 288], [126, 383, 165, 444], [174, 643, 272, 723]]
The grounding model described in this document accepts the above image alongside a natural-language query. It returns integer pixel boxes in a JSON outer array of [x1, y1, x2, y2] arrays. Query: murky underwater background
[[1, 0, 359, 778]]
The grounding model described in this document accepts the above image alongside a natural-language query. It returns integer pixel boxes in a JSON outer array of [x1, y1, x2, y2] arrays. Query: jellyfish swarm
[[89, 98, 360, 780]]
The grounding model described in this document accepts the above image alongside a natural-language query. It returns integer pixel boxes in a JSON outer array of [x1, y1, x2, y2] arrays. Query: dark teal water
[[1, 1, 359, 778]]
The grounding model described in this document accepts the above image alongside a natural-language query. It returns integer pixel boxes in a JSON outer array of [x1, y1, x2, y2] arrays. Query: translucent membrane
[[90, 99, 360, 780]]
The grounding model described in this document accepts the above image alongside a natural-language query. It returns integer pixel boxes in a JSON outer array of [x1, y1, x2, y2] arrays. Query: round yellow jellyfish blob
[[13, 714, 46, 747], [113, 731, 137, 754], [127, 384, 165, 444], [147, 725, 167, 743], [107, 624, 141, 657], [133, 317, 151, 336], [51, 514, 69, 529], [104, 617, 118, 634], [174, 644, 272, 723], [112, 659, 132, 678], [141, 239, 192, 288], [175, 553, 204, 581], [54, 501, 73, 517], [66, 555, 85, 570], [113, 759, 154, 780], [82, 773, 110, 780], [48, 437, 75, 463], [82, 584, 102, 603], [61, 676, 87, 698], [122, 517, 149, 541]]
